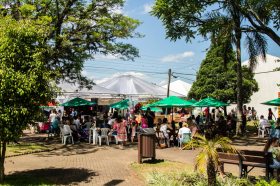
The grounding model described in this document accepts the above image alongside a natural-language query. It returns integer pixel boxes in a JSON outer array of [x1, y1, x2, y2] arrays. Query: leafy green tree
[[152, 0, 273, 135], [0, 17, 54, 182], [188, 44, 259, 104], [0, 0, 141, 86], [151, 0, 279, 45], [189, 135, 237, 186]]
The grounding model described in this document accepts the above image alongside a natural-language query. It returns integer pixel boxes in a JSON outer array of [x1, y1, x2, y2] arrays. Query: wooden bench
[[218, 150, 273, 179], [218, 152, 243, 177], [240, 150, 272, 178]]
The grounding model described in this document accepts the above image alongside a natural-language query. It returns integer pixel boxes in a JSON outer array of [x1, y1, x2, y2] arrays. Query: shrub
[[148, 171, 254, 186], [255, 179, 280, 186]]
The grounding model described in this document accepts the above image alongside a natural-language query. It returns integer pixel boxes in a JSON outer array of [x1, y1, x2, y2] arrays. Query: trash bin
[[138, 128, 156, 164]]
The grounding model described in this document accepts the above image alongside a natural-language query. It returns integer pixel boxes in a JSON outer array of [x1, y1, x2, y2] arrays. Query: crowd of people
[[45, 104, 279, 148]]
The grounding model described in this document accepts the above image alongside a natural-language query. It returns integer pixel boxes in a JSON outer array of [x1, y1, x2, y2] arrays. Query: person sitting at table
[[178, 122, 191, 148], [187, 117, 198, 138], [159, 118, 170, 147], [78, 117, 92, 141], [259, 115, 271, 134], [82, 116, 92, 129], [63, 119, 79, 142], [73, 116, 81, 130], [156, 118, 163, 132], [168, 120, 176, 146], [160, 118, 169, 139], [68, 119, 80, 142]]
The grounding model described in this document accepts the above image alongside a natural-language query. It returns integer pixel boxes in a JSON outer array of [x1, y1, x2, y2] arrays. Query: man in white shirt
[[178, 123, 191, 148], [178, 123, 191, 138], [259, 115, 271, 129]]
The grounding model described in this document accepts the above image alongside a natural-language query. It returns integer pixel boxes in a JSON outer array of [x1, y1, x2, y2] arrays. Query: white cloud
[[95, 54, 119, 60], [160, 51, 195, 62], [143, 3, 153, 14], [95, 72, 147, 84]]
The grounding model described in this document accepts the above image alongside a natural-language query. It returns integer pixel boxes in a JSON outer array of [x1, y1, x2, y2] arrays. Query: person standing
[[57, 110, 62, 122], [49, 109, 57, 123], [141, 113, 148, 129], [146, 107, 155, 128], [268, 108, 276, 120], [130, 116, 138, 143], [113, 116, 127, 149], [247, 107, 252, 121], [252, 107, 257, 120], [70, 108, 77, 118]]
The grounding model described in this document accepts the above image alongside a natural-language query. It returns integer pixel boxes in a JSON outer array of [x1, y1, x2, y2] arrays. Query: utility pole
[[167, 68, 171, 97]]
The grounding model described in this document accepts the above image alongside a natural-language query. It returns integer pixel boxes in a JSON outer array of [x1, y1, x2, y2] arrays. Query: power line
[[173, 72, 196, 76], [84, 66, 168, 75]]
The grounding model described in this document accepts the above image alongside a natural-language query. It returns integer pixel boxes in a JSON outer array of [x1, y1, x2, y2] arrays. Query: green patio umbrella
[[140, 104, 162, 112], [60, 97, 96, 107], [192, 97, 229, 107], [110, 99, 129, 110], [151, 96, 195, 108], [261, 98, 280, 106]]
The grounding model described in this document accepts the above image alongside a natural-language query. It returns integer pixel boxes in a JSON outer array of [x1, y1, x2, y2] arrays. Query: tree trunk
[[233, 8, 243, 136], [0, 141, 6, 183], [207, 157, 216, 186], [235, 34, 243, 136]]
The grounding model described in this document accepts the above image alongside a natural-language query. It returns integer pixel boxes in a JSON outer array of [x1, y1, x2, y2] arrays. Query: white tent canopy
[[162, 79, 192, 97], [98, 75, 185, 98], [229, 54, 280, 117], [57, 82, 118, 99]]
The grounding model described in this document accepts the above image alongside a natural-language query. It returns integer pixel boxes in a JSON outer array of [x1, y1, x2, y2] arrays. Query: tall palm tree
[[188, 135, 237, 186], [206, 1, 267, 135]]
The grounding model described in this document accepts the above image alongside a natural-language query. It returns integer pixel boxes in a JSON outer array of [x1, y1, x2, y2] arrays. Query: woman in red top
[[113, 116, 127, 148]]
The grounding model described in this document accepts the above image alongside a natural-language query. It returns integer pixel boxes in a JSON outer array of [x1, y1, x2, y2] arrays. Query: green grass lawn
[[6, 143, 49, 157]]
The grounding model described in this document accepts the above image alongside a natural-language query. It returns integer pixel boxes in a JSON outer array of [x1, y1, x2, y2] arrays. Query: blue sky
[[83, 0, 280, 86]]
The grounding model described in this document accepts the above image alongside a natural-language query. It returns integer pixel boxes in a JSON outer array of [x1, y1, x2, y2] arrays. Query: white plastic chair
[[258, 126, 270, 138], [89, 127, 99, 145], [258, 127, 265, 138], [62, 125, 74, 145], [178, 133, 192, 149], [98, 128, 110, 146]]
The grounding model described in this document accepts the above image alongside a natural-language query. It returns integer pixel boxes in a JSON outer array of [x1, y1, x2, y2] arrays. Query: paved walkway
[[4, 131, 269, 185]]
